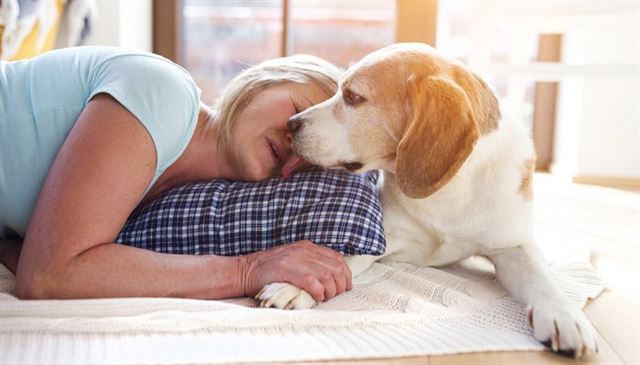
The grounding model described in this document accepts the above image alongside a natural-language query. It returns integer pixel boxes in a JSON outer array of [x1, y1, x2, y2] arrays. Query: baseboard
[[572, 175, 640, 192]]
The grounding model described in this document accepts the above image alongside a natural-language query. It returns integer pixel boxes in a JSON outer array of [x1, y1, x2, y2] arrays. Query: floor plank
[[583, 291, 640, 364]]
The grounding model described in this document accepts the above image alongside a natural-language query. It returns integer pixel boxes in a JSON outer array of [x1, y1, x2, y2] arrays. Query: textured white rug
[[0, 253, 603, 364]]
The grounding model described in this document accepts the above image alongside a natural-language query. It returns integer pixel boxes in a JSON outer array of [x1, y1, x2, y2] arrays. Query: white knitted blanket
[[0, 253, 603, 365]]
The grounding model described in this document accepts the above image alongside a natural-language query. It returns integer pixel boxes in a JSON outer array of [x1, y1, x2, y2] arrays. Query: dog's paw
[[256, 282, 317, 310], [527, 301, 598, 359]]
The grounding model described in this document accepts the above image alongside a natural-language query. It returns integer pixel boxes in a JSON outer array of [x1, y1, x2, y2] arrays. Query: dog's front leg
[[489, 245, 597, 358], [256, 281, 317, 309]]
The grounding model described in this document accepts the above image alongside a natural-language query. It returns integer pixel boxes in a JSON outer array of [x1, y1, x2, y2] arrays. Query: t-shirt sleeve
[[88, 53, 201, 174]]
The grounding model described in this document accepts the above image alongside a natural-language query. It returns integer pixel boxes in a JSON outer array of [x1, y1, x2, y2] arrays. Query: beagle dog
[[256, 43, 597, 358]]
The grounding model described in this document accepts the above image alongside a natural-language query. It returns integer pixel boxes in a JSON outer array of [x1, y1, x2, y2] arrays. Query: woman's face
[[226, 82, 332, 181]]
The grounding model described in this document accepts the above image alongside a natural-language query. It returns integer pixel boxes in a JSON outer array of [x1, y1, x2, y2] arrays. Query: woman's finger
[[315, 267, 337, 300]]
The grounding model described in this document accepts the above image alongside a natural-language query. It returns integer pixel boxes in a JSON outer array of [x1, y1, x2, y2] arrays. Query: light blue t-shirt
[[0, 46, 201, 238]]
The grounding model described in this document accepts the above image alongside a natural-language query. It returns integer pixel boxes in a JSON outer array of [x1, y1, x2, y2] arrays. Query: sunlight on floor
[[534, 173, 640, 303]]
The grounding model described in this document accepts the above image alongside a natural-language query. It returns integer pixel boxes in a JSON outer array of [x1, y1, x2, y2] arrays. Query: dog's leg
[[256, 281, 317, 309], [257, 254, 379, 309], [489, 245, 597, 358]]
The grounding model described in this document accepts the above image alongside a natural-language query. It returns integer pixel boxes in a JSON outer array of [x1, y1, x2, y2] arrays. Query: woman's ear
[[396, 75, 479, 199]]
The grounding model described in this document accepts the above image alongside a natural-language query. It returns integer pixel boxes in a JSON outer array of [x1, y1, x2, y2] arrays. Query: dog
[[256, 43, 597, 358]]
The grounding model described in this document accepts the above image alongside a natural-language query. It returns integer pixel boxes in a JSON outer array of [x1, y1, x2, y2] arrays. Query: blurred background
[[1, 0, 638, 190]]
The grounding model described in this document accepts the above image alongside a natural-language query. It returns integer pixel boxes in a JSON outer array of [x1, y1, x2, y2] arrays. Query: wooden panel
[[429, 336, 623, 365], [533, 34, 562, 171], [584, 291, 640, 364], [395, 0, 438, 46], [152, 0, 182, 63], [573, 175, 640, 192], [281, 0, 290, 56], [267, 356, 430, 365]]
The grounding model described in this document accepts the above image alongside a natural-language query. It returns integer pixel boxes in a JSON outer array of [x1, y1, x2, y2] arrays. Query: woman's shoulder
[[86, 46, 201, 130], [75, 46, 191, 83], [33, 46, 192, 82], [46, 46, 165, 61], [83, 47, 201, 175], [28, 46, 202, 175]]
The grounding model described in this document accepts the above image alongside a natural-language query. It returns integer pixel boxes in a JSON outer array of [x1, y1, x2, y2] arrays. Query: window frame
[[152, 0, 438, 63]]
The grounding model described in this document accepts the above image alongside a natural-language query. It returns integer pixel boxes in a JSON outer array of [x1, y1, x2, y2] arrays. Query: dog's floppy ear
[[396, 75, 479, 198]]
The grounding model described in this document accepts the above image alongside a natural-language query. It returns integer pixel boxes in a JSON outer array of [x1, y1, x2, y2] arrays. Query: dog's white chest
[[377, 129, 535, 267], [379, 178, 484, 266]]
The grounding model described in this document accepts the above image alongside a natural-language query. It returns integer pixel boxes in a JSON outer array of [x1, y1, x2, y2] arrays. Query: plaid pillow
[[116, 170, 386, 256]]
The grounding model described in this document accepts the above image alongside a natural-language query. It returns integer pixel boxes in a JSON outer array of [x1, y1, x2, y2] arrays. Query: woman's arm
[[15, 94, 350, 300], [4, 236, 239, 298]]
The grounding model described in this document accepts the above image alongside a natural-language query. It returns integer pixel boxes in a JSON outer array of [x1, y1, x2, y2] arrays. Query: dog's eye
[[343, 89, 366, 106]]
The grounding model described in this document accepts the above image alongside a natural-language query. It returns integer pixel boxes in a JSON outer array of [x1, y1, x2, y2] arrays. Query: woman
[[0, 46, 351, 301]]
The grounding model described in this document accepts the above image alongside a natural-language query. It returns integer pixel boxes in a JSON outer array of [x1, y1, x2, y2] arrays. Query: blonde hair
[[210, 54, 342, 146]]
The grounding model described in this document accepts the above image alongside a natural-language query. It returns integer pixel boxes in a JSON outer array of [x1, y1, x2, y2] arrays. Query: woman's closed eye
[[268, 139, 282, 165]]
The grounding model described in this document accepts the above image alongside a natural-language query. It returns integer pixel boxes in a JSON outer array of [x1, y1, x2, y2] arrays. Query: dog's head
[[289, 43, 500, 198]]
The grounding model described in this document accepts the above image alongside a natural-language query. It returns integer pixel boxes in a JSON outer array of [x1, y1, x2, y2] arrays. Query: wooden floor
[[273, 174, 640, 365]]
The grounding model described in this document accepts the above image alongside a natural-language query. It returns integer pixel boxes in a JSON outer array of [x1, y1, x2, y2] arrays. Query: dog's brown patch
[[451, 68, 501, 135], [519, 158, 536, 200], [396, 75, 479, 199]]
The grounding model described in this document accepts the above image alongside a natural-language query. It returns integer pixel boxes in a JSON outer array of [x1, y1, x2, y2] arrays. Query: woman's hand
[[240, 241, 352, 302]]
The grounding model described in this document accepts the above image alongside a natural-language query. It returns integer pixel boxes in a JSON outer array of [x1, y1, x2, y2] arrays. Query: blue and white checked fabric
[[117, 170, 386, 256]]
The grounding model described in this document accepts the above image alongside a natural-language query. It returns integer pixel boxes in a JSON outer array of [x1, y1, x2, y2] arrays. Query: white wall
[[554, 11, 639, 180], [576, 24, 639, 179]]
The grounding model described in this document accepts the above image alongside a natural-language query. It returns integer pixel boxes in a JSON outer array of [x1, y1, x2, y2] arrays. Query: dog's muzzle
[[287, 115, 305, 135]]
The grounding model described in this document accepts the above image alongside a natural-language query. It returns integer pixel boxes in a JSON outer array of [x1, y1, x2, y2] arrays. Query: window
[[288, 1, 395, 67], [182, 0, 283, 104], [179, 0, 397, 104]]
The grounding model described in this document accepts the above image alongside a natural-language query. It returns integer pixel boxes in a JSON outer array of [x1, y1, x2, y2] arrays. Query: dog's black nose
[[287, 115, 305, 134]]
